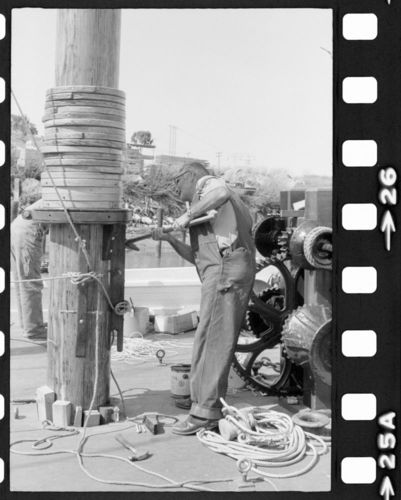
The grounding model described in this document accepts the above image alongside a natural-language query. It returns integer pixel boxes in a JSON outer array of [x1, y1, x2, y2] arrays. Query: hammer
[[115, 434, 151, 462]]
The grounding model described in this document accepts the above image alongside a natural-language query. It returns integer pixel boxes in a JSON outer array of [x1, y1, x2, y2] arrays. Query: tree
[[130, 130, 154, 146], [123, 164, 184, 217], [11, 114, 42, 185], [11, 114, 38, 140]]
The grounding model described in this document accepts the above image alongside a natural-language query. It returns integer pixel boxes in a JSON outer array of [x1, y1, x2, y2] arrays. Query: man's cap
[[172, 162, 208, 181], [172, 168, 191, 181]]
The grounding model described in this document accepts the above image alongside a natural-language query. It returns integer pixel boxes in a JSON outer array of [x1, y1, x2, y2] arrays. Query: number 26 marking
[[379, 167, 397, 205]]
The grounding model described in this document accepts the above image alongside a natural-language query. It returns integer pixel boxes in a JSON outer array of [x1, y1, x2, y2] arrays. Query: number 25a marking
[[379, 167, 397, 205]]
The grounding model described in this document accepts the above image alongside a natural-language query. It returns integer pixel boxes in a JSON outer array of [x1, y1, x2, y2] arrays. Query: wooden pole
[[55, 10, 121, 87], [156, 207, 163, 259], [47, 9, 124, 413]]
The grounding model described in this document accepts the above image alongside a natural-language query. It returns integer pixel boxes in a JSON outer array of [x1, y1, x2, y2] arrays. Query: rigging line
[[11, 89, 93, 272]]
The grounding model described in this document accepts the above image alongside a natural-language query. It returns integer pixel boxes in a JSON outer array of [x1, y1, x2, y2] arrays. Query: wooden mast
[[55, 10, 121, 88], [43, 9, 127, 414]]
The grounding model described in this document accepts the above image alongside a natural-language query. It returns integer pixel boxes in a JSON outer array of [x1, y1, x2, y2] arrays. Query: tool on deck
[[143, 415, 163, 435], [115, 434, 151, 461], [156, 349, 166, 366], [235, 458, 256, 490], [125, 210, 217, 250], [132, 414, 179, 435]]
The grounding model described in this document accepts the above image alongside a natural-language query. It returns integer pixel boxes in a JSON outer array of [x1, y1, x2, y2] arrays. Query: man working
[[152, 162, 256, 435], [11, 180, 47, 341]]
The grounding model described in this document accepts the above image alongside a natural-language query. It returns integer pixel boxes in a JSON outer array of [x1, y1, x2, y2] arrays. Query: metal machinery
[[232, 189, 332, 410]]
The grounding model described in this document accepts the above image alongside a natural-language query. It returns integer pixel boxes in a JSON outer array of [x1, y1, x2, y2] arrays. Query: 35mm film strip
[[0, 1, 400, 499]]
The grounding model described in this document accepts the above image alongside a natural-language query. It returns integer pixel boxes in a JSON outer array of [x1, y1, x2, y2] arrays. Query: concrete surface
[[9, 291, 331, 493]]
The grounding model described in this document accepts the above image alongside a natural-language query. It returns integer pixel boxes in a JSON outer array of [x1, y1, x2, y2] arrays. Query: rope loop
[[114, 301, 131, 316]]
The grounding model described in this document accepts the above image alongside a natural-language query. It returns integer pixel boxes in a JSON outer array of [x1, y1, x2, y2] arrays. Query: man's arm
[[174, 184, 230, 229], [189, 186, 229, 219], [151, 229, 195, 264], [166, 234, 195, 264]]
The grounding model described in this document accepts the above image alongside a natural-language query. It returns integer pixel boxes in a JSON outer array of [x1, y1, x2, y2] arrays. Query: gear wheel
[[244, 287, 285, 338], [281, 304, 332, 386], [239, 258, 296, 351], [231, 346, 295, 396], [231, 258, 303, 396]]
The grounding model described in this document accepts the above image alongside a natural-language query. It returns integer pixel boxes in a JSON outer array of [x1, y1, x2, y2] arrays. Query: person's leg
[[11, 246, 25, 330], [17, 224, 46, 338], [190, 278, 253, 420], [189, 272, 221, 418]]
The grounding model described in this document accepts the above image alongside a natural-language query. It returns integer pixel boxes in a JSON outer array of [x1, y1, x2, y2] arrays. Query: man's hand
[[173, 212, 191, 230], [151, 228, 172, 241]]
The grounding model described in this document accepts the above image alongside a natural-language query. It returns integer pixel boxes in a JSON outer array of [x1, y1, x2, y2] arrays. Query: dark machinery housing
[[232, 189, 332, 410]]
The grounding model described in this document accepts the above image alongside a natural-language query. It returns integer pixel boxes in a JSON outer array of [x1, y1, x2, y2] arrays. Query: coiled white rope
[[111, 333, 192, 365], [197, 399, 329, 479]]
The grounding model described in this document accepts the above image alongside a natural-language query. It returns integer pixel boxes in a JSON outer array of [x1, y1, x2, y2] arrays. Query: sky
[[11, 8, 332, 176]]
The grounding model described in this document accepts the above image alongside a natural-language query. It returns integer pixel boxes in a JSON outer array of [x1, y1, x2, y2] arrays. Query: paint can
[[170, 364, 191, 399]]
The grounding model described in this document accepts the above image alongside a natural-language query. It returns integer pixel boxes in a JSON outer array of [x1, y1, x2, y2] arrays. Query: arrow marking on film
[[380, 210, 396, 251], [379, 476, 395, 500]]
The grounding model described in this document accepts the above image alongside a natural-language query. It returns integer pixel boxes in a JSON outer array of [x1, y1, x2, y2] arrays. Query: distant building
[[15, 137, 44, 169], [228, 181, 257, 196], [124, 143, 155, 174], [155, 154, 209, 173]]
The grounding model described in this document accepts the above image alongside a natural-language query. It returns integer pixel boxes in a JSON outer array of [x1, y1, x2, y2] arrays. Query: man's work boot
[[172, 415, 218, 436]]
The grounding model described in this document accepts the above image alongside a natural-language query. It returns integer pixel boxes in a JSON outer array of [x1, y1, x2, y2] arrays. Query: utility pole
[[169, 124, 177, 156], [33, 10, 129, 412]]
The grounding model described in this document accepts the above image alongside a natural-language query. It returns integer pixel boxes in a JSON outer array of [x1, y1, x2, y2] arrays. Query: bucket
[[124, 307, 149, 337], [170, 364, 191, 399]]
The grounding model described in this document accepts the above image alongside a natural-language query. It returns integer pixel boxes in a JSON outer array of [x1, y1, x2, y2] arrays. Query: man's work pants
[[11, 218, 46, 338], [189, 248, 254, 420]]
